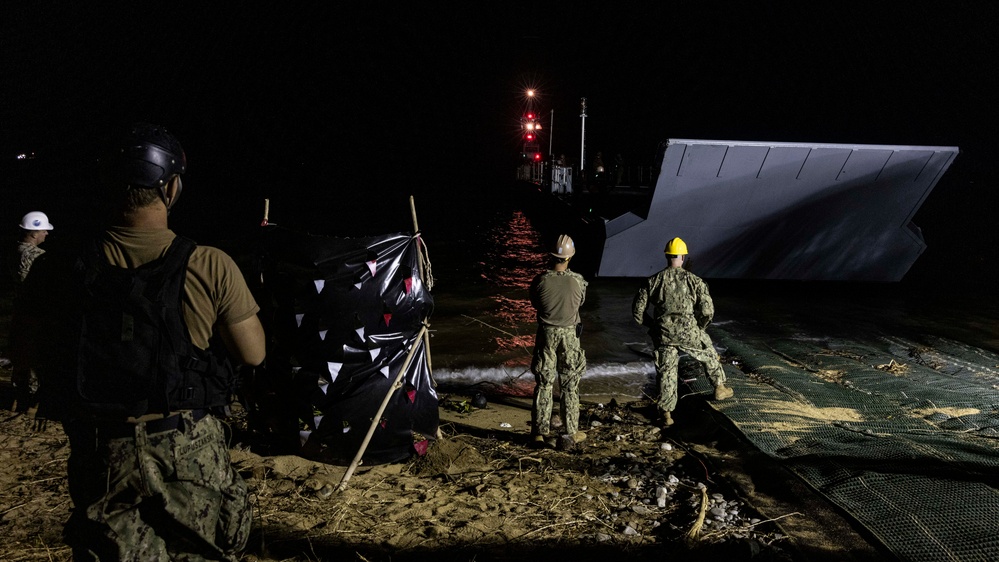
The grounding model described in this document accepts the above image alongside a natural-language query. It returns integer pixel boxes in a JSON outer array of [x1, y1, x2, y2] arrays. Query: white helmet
[[20, 211, 54, 231]]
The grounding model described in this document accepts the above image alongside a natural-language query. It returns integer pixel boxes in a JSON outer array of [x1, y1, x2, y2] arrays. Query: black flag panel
[[255, 228, 437, 465]]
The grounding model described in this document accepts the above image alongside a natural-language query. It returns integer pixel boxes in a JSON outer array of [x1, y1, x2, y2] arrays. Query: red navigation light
[[525, 112, 536, 120], [525, 132, 535, 141], [533, 153, 542, 162]]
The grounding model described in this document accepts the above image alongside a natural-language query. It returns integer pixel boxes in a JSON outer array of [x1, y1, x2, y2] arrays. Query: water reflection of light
[[493, 332, 535, 355], [491, 294, 534, 331], [478, 210, 545, 357], [480, 210, 542, 290]]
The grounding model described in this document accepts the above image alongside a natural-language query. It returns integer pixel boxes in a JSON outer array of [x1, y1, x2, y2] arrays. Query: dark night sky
[[2, 2, 997, 269]]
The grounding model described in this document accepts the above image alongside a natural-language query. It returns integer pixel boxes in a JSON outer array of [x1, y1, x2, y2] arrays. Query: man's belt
[[94, 408, 210, 439]]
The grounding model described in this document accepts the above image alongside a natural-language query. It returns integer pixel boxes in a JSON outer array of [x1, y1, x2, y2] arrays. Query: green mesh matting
[[691, 323, 999, 562]]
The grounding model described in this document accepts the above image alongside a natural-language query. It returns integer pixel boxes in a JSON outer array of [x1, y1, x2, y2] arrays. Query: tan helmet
[[664, 237, 687, 256], [551, 234, 576, 258]]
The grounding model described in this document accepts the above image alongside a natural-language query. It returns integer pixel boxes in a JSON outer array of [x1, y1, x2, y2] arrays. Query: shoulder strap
[[160, 236, 197, 274], [81, 235, 196, 285]]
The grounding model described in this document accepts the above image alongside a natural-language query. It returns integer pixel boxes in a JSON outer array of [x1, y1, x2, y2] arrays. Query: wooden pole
[[409, 196, 433, 372], [409, 196, 442, 440], [409, 195, 444, 439], [337, 324, 429, 492]]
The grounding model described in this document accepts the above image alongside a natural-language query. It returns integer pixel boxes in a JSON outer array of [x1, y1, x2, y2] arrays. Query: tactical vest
[[75, 236, 233, 418]]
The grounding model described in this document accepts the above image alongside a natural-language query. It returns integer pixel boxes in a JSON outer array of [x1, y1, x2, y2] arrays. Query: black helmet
[[113, 122, 187, 189]]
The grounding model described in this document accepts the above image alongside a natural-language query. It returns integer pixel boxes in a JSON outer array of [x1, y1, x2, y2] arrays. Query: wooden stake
[[409, 195, 441, 440], [409, 196, 433, 372], [337, 324, 429, 492]]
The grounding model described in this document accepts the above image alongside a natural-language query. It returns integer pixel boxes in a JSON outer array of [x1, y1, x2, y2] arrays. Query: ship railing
[[551, 165, 573, 195], [610, 165, 654, 188], [516, 162, 544, 184]]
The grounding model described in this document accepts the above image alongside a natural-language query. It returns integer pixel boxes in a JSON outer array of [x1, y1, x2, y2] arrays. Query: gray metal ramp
[[598, 139, 959, 281]]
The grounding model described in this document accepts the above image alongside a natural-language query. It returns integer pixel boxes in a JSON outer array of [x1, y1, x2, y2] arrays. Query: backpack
[[75, 235, 234, 418]]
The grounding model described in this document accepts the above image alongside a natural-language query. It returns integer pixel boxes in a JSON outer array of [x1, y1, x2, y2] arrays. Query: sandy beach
[[2, 279, 998, 561], [0, 378, 883, 562]]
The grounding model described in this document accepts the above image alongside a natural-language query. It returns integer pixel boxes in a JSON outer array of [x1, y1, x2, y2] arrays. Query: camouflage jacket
[[16, 242, 45, 282], [632, 267, 714, 345]]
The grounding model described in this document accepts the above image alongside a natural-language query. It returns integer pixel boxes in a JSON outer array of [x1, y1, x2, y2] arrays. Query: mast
[[579, 97, 587, 178]]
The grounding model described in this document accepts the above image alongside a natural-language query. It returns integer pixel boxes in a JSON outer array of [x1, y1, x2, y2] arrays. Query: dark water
[[5, 162, 996, 402], [419, 192, 658, 398], [392, 181, 999, 402]]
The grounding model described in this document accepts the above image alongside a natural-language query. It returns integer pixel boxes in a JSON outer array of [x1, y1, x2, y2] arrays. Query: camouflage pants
[[531, 325, 586, 436], [64, 411, 251, 561], [654, 331, 726, 413]]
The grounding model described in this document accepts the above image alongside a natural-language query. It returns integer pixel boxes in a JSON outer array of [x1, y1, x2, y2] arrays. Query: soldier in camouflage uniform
[[18, 124, 265, 560], [13, 211, 53, 283], [632, 237, 733, 427], [529, 234, 588, 448], [8, 212, 53, 409]]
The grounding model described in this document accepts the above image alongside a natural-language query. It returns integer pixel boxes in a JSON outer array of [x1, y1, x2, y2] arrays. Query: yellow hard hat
[[552, 234, 576, 258], [664, 237, 687, 256]]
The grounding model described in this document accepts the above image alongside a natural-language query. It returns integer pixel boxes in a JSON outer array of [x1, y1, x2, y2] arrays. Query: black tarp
[[251, 227, 437, 465]]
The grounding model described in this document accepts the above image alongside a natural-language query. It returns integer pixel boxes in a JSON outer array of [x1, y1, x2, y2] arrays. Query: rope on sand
[[686, 486, 709, 542]]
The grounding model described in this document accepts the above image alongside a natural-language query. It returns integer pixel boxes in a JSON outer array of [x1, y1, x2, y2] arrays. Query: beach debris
[[442, 398, 473, 414], [875, 359, 909, 375], [686, 487, 709, 541]]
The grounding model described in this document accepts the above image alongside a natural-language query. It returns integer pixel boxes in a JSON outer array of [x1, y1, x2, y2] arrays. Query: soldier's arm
[[694, 279, 715, 329], [220, 315, 266, 367], [632, 285, 648, 324], [529, 274, 541, 310]]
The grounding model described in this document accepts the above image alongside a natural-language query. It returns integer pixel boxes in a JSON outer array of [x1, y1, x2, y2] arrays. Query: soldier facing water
[[529, 234, 588, 448], [16, 123, 265, 560], [633, 237, 733, 427]]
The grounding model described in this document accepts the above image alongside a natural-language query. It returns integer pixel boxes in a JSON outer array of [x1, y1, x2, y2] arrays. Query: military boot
[[558, 431, 587, 451], [661, 411, 674, 427], [714, 383, 734, 401]]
